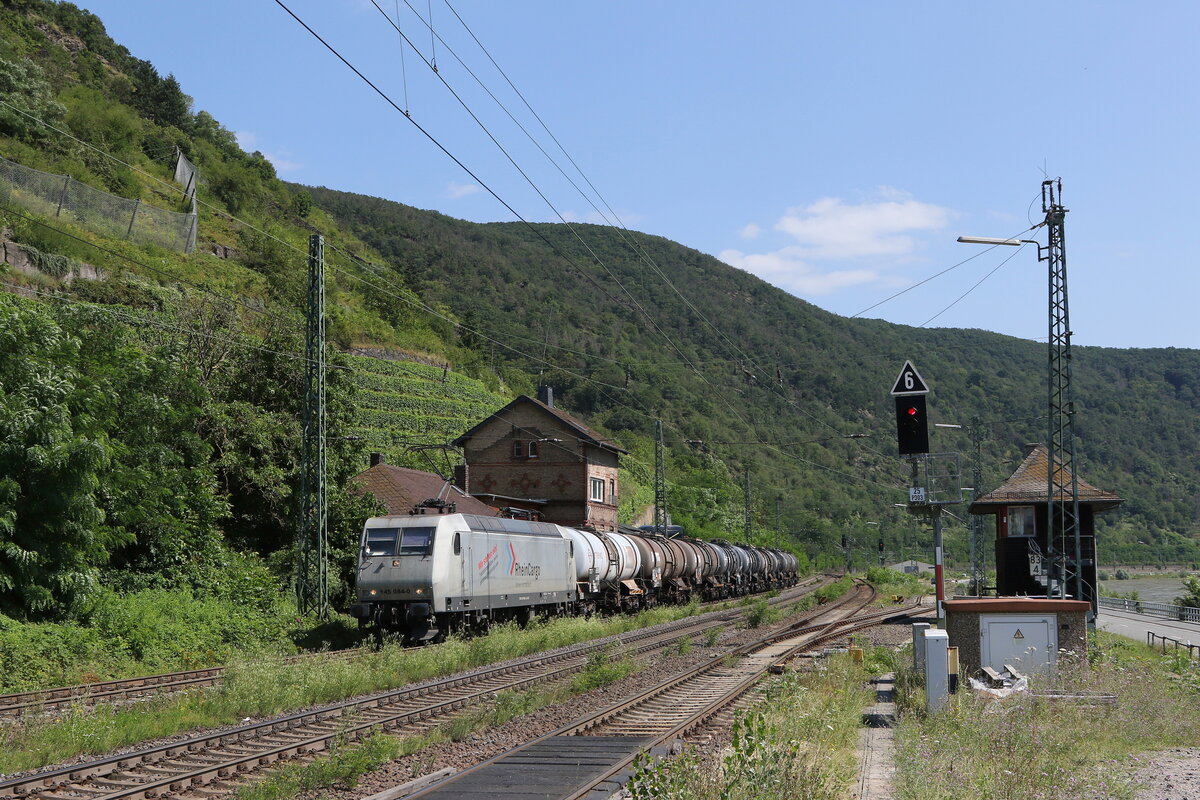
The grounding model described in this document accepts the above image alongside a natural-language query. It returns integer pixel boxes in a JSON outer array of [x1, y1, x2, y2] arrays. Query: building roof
[[969, 444, 1123, 514], [451, 394, 629, 454], [353, 463, 498, 516]]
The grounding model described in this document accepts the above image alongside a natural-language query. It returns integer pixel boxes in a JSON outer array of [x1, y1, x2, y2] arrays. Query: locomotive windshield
[[398, 527, 436, 556], [363, 526, 436, 557], [364, 529, 398, 557]]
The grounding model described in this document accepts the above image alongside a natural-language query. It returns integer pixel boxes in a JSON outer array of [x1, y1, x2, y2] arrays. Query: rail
[[1147, 631, 1200, 660], [1099, 596, 1200, 623]]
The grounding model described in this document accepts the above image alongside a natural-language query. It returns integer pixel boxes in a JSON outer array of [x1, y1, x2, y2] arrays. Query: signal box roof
[[969, 443, 1123, 515]]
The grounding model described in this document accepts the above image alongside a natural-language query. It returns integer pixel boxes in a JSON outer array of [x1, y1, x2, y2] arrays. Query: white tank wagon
[[351, 513, 575, 642]]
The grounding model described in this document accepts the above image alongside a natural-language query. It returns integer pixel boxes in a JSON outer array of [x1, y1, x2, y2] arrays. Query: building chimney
[[537, 386, 554, 408], [370, 452, 385, 467]]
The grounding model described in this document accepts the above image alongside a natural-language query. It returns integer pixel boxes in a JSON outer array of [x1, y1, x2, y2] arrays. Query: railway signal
[[890, 360, 930, 456]]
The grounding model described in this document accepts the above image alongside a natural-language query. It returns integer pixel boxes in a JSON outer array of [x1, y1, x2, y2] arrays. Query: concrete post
[[924, 629, 950, 712], [912, 622, 931, 672]]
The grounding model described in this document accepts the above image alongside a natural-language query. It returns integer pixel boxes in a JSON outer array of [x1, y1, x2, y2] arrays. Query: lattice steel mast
[[1042, 179, 1083, 602], [297, 234, 328, 617], [653, 419, 669, 536]]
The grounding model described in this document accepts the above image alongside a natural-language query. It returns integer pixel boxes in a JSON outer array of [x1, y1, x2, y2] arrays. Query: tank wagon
[[350, 513, 800, 642]]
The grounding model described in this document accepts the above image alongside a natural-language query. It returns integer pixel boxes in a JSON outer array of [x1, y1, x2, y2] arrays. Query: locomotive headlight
[[392, 560, 401, 567], [369, 589, 378, 596], [415, 587, 425, 595]]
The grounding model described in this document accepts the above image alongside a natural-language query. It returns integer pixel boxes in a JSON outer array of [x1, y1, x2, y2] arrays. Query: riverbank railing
[[1100, 596, 1200, 623]]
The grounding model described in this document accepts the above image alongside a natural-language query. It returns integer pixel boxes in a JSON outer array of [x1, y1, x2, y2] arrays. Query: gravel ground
[[1130, 750, 1200, 800]]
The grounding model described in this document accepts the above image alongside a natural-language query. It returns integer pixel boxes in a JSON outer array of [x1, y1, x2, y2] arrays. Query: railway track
[[0, 578, 840, 799], [0, 649, 365, 720], [0, 577, 828, 722], [403, 583, 920, 800]]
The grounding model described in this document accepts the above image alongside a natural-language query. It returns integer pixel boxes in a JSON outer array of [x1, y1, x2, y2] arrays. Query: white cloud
[[233, 131, 302, 174], [774, 188, 952, 260], [446, 181, 482, 199], [719, 247, 883, 296], [719, 188, 954, 299]]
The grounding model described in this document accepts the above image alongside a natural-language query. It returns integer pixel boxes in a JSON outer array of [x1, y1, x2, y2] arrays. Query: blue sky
[[78, 1, 1199, 349]]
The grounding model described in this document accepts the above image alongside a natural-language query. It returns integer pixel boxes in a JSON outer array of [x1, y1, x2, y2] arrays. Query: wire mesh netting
[[0, 155, 197, 253]]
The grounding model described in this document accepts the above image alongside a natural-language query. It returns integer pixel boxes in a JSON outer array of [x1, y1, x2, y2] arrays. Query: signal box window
[[513, 441, 524, 459], [590, 477, 605, 503], [1008, 506, 1036, 538], [528, 441, 539, 458]]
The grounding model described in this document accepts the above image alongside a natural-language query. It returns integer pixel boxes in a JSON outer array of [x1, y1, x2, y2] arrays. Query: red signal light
[[907, 406, 918, 416]]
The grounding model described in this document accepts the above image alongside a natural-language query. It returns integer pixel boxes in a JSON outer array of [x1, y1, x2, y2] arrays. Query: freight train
[[349, 513, 800, 642]]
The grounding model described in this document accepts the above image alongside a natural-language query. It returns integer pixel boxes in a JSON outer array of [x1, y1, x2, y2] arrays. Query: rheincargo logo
[[508, 542, 541, 579]]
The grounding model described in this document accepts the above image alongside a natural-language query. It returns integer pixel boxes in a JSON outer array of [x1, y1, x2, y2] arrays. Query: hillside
[[309, 186, 1200, 566], [0, 0, 1197, 648]]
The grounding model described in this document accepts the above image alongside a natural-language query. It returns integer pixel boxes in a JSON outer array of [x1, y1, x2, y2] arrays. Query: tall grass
[[0, 601, 704, 773], [627, 656, 872, 800], [892, 634, 1200, 800]]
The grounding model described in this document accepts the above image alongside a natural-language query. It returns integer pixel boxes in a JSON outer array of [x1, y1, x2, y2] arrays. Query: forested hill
[[308, 186, 1200, 564]]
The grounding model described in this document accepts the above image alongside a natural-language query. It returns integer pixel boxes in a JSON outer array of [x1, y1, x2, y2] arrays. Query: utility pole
[[775, 496, 783, 551], [743, 467, 752, 543], [297, 234, 328, 618], [653, 419, 668, 536], [1043, 179, 1083, 604], [970, 416, 984, 594]]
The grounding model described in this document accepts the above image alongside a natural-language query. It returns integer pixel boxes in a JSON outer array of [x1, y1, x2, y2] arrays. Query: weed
[[743, 599, 779, 628], [234, 733, 399, 800], [704, 626, 723, 647], [571, 650, 635, 692], [676, 636, 693, 655]]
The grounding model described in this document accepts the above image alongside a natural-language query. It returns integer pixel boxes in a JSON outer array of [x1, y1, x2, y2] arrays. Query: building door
[[980, 614, 1057, 673]]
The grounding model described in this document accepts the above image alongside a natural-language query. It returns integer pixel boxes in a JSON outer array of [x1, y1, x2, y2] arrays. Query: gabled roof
[[969, 444, 1123, 514], [353, 463, 498, 516], [451, 395, 629, 454]]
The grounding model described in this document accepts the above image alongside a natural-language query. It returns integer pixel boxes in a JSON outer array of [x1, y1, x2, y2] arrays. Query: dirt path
[[1131, 749, 1200, 800]]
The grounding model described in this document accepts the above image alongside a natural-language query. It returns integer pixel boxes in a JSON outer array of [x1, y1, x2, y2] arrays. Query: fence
[[1100, 596, 1200, 623], [1147, 632, 1200, 660], [0, 155, 196, 253]]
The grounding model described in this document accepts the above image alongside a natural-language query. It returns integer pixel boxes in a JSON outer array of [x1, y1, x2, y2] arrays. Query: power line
[[919, 242, 1030, 328], [356, 1, 767, 445], [1, 280, 313, 365], [0, 203, 300, 330], [851, 225, 1037, 319]]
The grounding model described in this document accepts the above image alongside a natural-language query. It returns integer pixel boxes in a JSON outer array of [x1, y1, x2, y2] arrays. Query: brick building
[[452, 388, 628, 531]]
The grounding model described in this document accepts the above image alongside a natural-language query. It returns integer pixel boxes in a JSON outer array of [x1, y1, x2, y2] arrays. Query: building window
[[590, 477, 605, 503], [513, 441, 524, 459], [609, 478, 615, 501], [528, 441, 539, 458], [1009, 506, 1036, 537]]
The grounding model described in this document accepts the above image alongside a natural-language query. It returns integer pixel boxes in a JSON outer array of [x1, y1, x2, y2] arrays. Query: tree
[[0, 56, 66, 142], [1175, 575, 1200, 609]]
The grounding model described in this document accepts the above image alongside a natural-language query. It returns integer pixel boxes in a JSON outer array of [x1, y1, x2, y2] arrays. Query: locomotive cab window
[[398, 526, 436, 556], [364, 529, 398, 557]]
